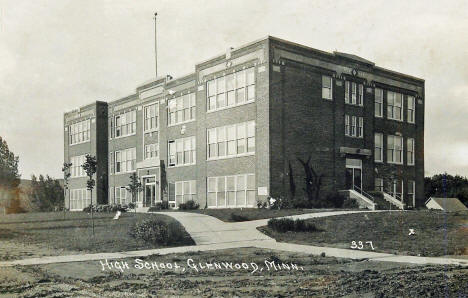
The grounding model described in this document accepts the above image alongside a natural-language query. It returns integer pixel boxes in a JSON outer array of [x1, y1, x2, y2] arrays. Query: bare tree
[[298, 157, 323, 206]]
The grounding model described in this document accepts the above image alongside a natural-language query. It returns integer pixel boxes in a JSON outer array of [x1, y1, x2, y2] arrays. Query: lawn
[[160, 208, 330, 222], [1, 248, 466, 297], [258, 210, 468, 257], [0, 211, 194, 260]]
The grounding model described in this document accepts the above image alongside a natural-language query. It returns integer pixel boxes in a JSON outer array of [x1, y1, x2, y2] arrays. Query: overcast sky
[[1, 0, 467, 179]]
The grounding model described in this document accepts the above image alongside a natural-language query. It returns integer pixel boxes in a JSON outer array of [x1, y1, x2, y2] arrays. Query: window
[[207, 121, 255, 160], [168, 93, 195, 126], [375, 178, 384, 192], [207, 67, 255, 112], [387, 91, 403, 121], [345, 81, 350, 103], [145, 143, 159, 159], [387, 179, 403, 201], [115, 148, 136, 173], [168, 136, 196, 167], [387, 135, 403, 164], [69, 119, 90, 145], [345, 115, 350, 136], [351, 116, 356, 136], [358, 84, 364, 106], [70, 189, 91, 210], [115, 186, 132, 205], [407, 180, 415, 207], [375, 88, 383, 117], [175, 180, 196, 206], [374, 133, 383, 162], [70, 155, 86, 177], [407, 95, 415, 123], [351, 82, 357, 104], [358, 117, 363, 137], [322, 75, 333, 100], [115, 110, 136, 137], [144, 103, 159, 131], [407, 138, 415, 165], [207, 174, 255, 207]]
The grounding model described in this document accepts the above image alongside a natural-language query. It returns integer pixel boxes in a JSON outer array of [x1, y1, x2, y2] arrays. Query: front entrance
[[143, 176, 158, 207], [345, 158, 362, 191]]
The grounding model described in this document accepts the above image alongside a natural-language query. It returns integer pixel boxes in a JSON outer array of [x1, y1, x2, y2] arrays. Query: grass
[[2, 248, 467, 297], [259, 210, 468, 257], [0, 211, 194, 260], [162, 208, 327, 222]]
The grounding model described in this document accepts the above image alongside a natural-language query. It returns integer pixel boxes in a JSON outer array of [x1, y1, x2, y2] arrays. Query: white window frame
[[358, 84, 364, 106], [114, 110, 137, 138], [407, 95, 415, 123], [375, 88, 383, 117], [174, 180, 196, 207], [168, 136, 196, 167], [114, 147, 136, 174], [387, 135, 403, 164], [322, 75, 333, 100], [70, 189, 91, 210], [69, 119, 91, 145], [387, 91, 403, 121], [351, 82, 357, 104], [207, 174, 255, 208], [207, 67, 255, 112], [168, 93, 195, 126], [407, 138, 415, 166], [144, 103, 159, 132], [115, 186, 131, 205], [407, 180, 415, 207], [144, 143, 159, 160], [357, 117, 363, 138], [70, 155, 86, 178], [345, 81, 350, 104], [207, 121, 255, 160], [344, 114, 350, 136], [374, 133, 383, 162]]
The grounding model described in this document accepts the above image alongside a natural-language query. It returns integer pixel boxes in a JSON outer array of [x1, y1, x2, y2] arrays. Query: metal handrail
[[352, 185, 375, 203]]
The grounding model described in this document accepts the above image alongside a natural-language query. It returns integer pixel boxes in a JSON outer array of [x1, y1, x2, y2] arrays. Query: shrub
[[342, 199, 359, 209], [230, 213, 249, 222], [267, 218, 320, 233], [148, 201, 169, 212], [178, 200, 199, 210], [127, 202, 136, 210], [269, 196, 294, 210], [324, 192, 347, 208], [129, 218, 185, 245]]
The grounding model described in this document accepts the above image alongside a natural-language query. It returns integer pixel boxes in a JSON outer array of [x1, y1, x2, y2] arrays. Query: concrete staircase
[[382, 192, 405, 210], [339, 188, 377, 210]]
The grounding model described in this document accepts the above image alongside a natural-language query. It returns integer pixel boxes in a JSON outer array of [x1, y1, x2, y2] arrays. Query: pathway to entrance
[[1, 210, 467, 267]]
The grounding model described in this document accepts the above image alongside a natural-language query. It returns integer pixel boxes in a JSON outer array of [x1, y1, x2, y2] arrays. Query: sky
[[0, 0, 467, 179]]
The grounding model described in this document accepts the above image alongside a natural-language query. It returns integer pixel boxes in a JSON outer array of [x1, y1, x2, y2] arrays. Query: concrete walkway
[[1, 210, 467, 267]]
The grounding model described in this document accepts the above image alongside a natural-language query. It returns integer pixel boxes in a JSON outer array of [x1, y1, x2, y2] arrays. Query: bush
[[230, 213, 249, 222], [342, 199, 359, 209], [269, 196, 294, 210], [178, 200, 199, 210], [128, 218, 185, 245], [324, 192, 347, 208], [128, 202, 136, 210], [148, 201, 169, 212], [267, 218, 320, 233]]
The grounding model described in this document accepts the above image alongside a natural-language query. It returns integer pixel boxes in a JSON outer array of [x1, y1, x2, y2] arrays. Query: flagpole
[[154, 12, 158, 78]]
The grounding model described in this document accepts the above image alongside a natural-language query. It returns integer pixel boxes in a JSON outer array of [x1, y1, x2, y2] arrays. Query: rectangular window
[[407, 95, 415, 123], [144, 143, 159, 159], [387, 135, 403, 164], [351, 116, 356, 136], [70, 189, 91, 210], [168, 93, 195, 126], [374, 133, 383, 162], [387, 91, 403, 121], [407, 180, 415, 207], [345, 114, 350, 136], [69, 119, 90, 145], [168, 136, 196, 167], [175, 180, 196, 206], [109, 152, 114, 174], [375, 178, 384, 192], [351, 82, 357, 104], [357, 117, 363, 138], [322, 75, 332, 100], [115, 110, 136, 137], [207, 67, 255, 112], [207, 121, 255, 160], [144, 103, 159, 131], [70, 155, 86, 177], [114, 148, 136, 173], [115, 186, 132, 205], [407, 138, 415, 166], [358, 84, 364, 106], [345, 81, 350, 103], [206, 174, 255, 208], [375, 88, 383, 117]]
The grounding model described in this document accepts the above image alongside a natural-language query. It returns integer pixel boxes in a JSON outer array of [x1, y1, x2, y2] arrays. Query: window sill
[[387, 117, 404, 123], [374, 115, 383, 119], [387, 162, 404, 165], [112, 171, 136, 175], [322, 97, 333, 101], [168, 119, 196, 128], [69, 140, 90, 146], [168, 163, 196, 169], [207, 152, 255, 161], [345, 102, 364, 107], [345, 135, 363, 139], [407, 164, 415, 166], [144, 128, 159, 134], [374, 160, 384, 164], [207, 99, 255, 114], [111, 133, 137, 140]]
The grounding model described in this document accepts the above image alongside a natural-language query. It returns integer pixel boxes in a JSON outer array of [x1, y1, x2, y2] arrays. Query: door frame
[[345, 158, 363, 191], [141, 174, 158, 207]]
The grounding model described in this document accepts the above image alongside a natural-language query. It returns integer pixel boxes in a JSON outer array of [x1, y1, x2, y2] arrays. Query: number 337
[[350, 241, 374, 250]]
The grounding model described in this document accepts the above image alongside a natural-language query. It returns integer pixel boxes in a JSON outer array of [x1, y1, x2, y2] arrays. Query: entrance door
[[345, 158, 362, 191], [143, 177, 157, 207]]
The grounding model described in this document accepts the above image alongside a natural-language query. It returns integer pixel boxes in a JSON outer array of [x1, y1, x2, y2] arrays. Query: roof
[[426, 197, 468, 212], [333, 51, 375, 67]]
